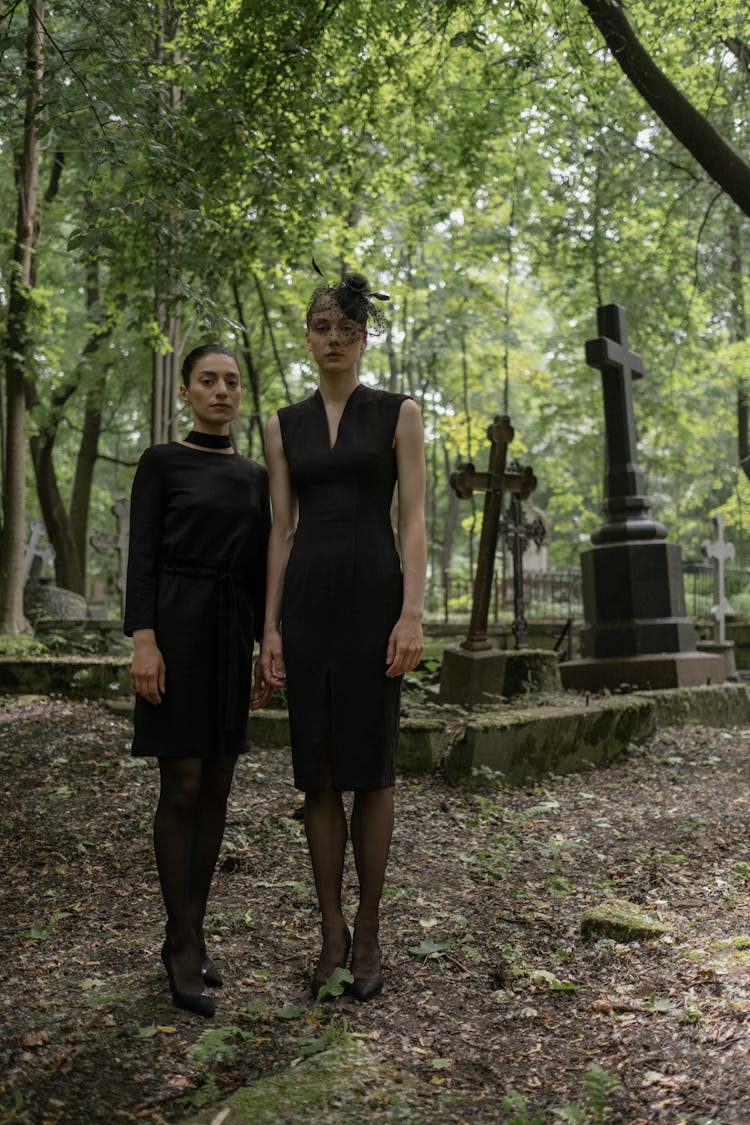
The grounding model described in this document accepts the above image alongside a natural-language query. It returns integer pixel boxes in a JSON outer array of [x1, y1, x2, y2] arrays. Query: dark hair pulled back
[[181, 344, 238, 385]]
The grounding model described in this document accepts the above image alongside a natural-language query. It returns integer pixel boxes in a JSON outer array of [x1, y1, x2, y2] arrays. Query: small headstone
[[698, 514, 738, 679], [24, 519, 55, 582], [701, 513, 734, 644], [90, 498, 130, 615], [502, 470, 546, 650], [24, 582, 88, 624]]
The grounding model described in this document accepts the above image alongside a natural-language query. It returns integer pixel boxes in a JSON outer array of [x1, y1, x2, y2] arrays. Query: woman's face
[[306, 295, 366, 374], [181, 353, 242, 431]]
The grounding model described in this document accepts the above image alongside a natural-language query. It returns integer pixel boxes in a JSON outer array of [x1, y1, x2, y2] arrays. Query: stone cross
[[90, 498, 130, 614], [502, 470, 547, 650], [24, 519, 55, 582], [585, 304, 666, 545], [701, 513, 735, 644], [450, 415, 536, 652]]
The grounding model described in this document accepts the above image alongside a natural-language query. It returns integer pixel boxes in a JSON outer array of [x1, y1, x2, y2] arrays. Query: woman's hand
[[385, 612, 424, 678], [131, 630, 166, 704], [251, 654, 274, 711], [259, 629, 286, 689]]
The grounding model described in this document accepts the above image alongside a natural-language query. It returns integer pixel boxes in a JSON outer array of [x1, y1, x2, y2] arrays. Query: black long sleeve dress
[[124, 443, 270, 758], [278, 384, 409, 792]]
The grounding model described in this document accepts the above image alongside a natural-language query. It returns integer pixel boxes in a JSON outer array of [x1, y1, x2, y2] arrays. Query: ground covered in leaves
[[2, 695, 750, 1124]]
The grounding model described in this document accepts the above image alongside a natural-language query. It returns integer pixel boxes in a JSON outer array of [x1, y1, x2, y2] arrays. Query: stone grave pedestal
[[439, 647, 507, 705]]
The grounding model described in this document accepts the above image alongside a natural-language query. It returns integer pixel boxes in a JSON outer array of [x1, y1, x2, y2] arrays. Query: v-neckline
[[315, 384, 362, 452]]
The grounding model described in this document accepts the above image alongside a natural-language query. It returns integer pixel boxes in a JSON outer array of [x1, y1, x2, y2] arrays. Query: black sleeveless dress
[[278, 384, 409, 791]]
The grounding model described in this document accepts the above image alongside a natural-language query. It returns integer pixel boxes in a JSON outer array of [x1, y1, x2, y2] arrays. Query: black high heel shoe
[[311, 926, 352, 1000], [161, 942, 216, 1018], [200, 951, 223, 989], [349, 936, 384, 1002]]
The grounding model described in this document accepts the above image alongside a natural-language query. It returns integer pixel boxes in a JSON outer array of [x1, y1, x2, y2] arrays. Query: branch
[[579, 0, 750, 219]]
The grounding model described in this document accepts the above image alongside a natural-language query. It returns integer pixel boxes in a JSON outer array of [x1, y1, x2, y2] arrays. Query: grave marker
[[90, 498, 130, 615], [502, 469, 547, 650], [561, 304, 726, 691], [24, 519, 55, 582]]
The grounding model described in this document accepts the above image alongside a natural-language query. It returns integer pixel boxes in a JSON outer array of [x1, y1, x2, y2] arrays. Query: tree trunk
[[232, 280, 266, 458], [0, 0, 44, 634], [31, 437, 85, 592], [579, 0, 750, 219], [731, 218, 750, 485], [70, 261, 111, 574]]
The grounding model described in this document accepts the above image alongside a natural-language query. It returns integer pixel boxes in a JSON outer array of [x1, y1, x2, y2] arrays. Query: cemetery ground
[[3, 697, 750, 1124]]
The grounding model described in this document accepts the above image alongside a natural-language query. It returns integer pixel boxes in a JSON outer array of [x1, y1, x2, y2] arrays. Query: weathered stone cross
[[24, 519, 56, 582], [701, 513, 735, 644], [90, 498, 130, 614], [450, 416, 536, 652]]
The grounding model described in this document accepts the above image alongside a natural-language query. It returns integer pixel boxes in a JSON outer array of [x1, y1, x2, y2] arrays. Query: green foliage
[[186, 1025, 247, 1069], [313, 966, 354, 1004], [0, 635, 49, 658], [3, 0, 750, 609], [294, 1014, 353, 1059], [501, 1063, 623, 1124]]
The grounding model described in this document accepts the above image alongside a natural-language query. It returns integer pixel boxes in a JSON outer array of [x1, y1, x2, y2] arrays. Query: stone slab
[[250, 711, 446, 775], [560, 651, 726, 693], [445, 683, 749, 787], [438, 646, 506, 704], [0, 656, 131, 698], [446, 696, 655, 786]]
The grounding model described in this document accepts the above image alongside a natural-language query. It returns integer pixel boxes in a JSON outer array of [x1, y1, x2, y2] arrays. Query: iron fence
[[682, 563, 750, 617], [429, 564, 750, 625], [430, 569, 583, 624]]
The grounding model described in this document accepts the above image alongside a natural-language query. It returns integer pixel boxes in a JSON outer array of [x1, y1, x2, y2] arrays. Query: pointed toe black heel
[[349, 936, 383, 1002], [161, 942, 216, 1018], [311, 925, 352, 1000], [200, 952, 223, 989], [349, 973, 384, 1002]]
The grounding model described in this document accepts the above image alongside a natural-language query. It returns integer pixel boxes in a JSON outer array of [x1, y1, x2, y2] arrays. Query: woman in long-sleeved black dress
[[124, 344, 270, 1018]]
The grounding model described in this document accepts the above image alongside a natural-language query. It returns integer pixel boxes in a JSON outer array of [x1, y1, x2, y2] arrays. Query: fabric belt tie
[[162, 554, 246, 742]]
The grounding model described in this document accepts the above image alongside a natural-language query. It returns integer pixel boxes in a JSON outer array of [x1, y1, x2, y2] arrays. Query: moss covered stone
[[177, 1042, 428, 1125], [580, 898, 671, 941], [502, 648, 562, 697]]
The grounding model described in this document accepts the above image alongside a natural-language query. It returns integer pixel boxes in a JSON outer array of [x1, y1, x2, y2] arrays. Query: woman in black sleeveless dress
[[124, 345, 271, 1017], [260, 273, 426, 1000]]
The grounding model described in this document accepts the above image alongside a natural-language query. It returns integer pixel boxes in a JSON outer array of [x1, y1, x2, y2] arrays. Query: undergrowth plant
[[502, 1064, 623, 1124]]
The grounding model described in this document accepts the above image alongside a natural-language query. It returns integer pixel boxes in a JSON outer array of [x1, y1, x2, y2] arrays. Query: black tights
[[154, 755, 236, 991], [303, 785, 394, 979]]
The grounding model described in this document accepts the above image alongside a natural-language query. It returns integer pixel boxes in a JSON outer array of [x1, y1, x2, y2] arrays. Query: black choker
[[184, 430, 232, 450]]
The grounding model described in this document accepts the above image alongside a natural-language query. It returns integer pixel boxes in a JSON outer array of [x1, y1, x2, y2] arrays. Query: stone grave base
[[503, 648, 561, 696], [438, 646, 506, 705], [560, 650, 726, 693], [697, 640, 738, 681]]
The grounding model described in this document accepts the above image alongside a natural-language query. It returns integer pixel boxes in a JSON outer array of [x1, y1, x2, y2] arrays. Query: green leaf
[[275, 1004, 306, 1020], [407, 939, 450, 959]]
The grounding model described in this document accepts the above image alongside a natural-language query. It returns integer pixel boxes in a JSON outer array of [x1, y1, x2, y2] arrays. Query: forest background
[[3, 0, 750, 634]]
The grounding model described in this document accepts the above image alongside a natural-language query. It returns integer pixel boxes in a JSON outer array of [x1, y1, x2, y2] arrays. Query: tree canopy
[[2, 0, 750, 629]]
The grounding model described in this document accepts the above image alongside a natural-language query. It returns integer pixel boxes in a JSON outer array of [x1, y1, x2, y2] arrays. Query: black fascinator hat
[[306, 260, 389, 336]]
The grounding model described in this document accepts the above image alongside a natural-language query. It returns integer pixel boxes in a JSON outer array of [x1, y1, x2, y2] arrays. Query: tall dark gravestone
[[560, 304, 725, 691]]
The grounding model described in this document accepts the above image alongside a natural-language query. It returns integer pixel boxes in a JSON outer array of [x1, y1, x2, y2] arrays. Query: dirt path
[[2, 696, 750, 1123]]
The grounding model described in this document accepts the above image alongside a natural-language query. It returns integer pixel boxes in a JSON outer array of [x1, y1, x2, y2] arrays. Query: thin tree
[[0, 0, 44, 634]]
